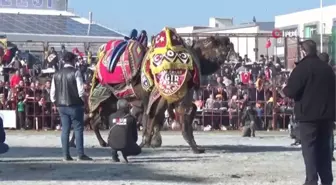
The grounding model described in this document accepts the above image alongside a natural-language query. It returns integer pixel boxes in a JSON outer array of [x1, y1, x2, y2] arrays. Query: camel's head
[[192, 36, 237, 65]]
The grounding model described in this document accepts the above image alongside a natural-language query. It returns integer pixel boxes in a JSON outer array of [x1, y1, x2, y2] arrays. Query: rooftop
[[193, 22, 275, 33], [0, 8, 125, 38]]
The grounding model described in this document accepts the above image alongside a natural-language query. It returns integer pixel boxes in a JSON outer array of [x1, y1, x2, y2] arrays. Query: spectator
[[319, 52, 330, 63], [202, 84, 213, 101], [10, 70, 21, 88], [8, 51, 22, 70], [50, 51, 92, 161], [205, 94, 216, 109], [17, 95, 26, 130]]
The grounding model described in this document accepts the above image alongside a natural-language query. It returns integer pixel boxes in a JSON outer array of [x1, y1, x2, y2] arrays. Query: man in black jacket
[[50, 52, 92, 161], [282, 40, 335, 185], [107, 99, 141, 162]]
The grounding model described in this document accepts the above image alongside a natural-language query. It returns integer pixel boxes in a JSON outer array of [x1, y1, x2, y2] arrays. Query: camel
[[70, 28, 237, 153], [139, 28, 237, 153]]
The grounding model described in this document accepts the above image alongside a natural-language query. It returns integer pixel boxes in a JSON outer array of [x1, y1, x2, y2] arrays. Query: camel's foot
[[150, 140, 162, 148], [192, 147, 205, 154], [150, 133, 162, 148], [139, 141, 150, 148], [99, 141, 108, 147]]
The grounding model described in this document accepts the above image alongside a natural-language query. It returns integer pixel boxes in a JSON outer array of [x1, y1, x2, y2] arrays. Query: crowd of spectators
[[190, 54, 294, 131], [0, 45, 332, 131], [0, 45, 93, 130]]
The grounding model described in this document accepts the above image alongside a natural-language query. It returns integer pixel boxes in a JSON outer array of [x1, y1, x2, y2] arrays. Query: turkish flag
[[240, 72, 251, 84], [265, 39, 271, 48]]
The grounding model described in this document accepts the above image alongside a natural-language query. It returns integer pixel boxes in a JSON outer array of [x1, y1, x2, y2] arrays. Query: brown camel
[[70, 29, 236, 152], [139, 28, 237, 153]]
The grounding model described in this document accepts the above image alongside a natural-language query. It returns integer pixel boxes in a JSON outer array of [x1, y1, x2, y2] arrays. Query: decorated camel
[[70, 28, 237, 153]]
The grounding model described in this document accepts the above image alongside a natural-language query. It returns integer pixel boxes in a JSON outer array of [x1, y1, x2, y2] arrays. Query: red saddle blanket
[[97, 40, 146, 85]]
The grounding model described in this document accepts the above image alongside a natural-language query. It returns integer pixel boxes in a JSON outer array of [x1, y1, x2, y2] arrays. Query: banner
[[0, 0, 67, 11], [0, 110, 16, 128]]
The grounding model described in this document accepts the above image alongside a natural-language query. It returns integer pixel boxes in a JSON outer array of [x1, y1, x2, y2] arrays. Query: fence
[[1, 83, 293, 131]]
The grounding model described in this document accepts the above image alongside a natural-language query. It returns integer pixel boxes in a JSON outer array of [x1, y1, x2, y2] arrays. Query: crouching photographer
[[107, 99, 141, 162]]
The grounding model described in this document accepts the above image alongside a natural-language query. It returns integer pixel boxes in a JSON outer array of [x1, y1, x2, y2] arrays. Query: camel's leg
[[150, 114, 164, 148], [91, 112, 108, 147], [140, 97, 167, 148], [139, 113, 150, 148], [176, 103, 205, 154]]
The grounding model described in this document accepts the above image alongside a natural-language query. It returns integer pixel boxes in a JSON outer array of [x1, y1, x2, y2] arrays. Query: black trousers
[[300, 121, 333, 185]]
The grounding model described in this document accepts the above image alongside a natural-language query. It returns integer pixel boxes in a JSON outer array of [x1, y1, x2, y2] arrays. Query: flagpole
[[320, 0, 323, 52]]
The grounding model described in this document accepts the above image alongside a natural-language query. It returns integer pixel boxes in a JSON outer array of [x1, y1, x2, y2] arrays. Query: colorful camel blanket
[[141, 27, 200, 103], [97, 40, 146, 85]]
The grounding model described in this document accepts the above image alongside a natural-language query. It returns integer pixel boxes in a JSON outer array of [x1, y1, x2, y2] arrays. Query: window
[[215, 23, 219, 27], [304, 25, 317, 38]]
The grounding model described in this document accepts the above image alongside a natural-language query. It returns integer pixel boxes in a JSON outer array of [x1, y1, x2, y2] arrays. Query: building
[[176, 17, 275, 61], [274, 5, 336, 68], [275, 5, 336, 38], [0, 0, 125, 52]]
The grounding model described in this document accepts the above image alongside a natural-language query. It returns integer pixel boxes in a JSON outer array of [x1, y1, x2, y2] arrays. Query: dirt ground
[[0, 131, 333, 185]]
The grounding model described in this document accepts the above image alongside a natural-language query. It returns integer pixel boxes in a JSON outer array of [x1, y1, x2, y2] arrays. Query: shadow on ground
[[0, 162, 209, 183], [159, 144, 301, 153], [2, 143, 301, 159], [1, 146, 161, 159]]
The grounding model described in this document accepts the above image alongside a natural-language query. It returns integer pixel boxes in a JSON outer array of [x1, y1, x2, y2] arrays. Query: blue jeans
[[0, 143, 8, 154], [58, 106, 84, 157]]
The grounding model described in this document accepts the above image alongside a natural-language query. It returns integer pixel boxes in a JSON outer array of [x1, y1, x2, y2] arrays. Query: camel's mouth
[[154, 69, 188, 96]]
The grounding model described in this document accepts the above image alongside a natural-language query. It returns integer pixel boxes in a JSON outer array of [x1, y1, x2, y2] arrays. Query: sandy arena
[[0, 131, 334, 185]]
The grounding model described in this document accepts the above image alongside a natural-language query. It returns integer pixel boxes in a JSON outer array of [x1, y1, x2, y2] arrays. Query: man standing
[[282, 40, 335, 185], [50, 52, 92, 161]]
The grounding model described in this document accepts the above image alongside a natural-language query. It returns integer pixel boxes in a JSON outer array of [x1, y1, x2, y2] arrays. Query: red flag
[[265, 39, 271, 48], [72, 47, 84, 58], [240, 72, 251, 84]]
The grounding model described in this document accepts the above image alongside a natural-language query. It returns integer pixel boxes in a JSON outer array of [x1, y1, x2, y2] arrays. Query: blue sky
[[68, 0, 335, 35]]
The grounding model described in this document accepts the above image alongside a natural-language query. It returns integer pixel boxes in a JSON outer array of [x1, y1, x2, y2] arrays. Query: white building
[[274, 5, 336, 68], [275, 5, 336, 38], [176, 17, 275, 61]]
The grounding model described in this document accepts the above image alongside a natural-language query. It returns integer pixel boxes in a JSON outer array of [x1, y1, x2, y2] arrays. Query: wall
[[275, 5, 336, 37], [208, 17, 233, 28], [175, 26, 195, 46]]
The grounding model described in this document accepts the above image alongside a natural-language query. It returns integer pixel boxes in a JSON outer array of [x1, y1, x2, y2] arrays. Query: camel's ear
[[191, 39, 196, 48]]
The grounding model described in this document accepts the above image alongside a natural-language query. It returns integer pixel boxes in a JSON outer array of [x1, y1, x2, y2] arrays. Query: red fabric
[[265, 39, 271, 48], [72, 48, 85, 58], [98, 40, 132, 85], [10, 74, 21, 88], [240, 72, 251, 84], [3, 49, 11, 64]]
